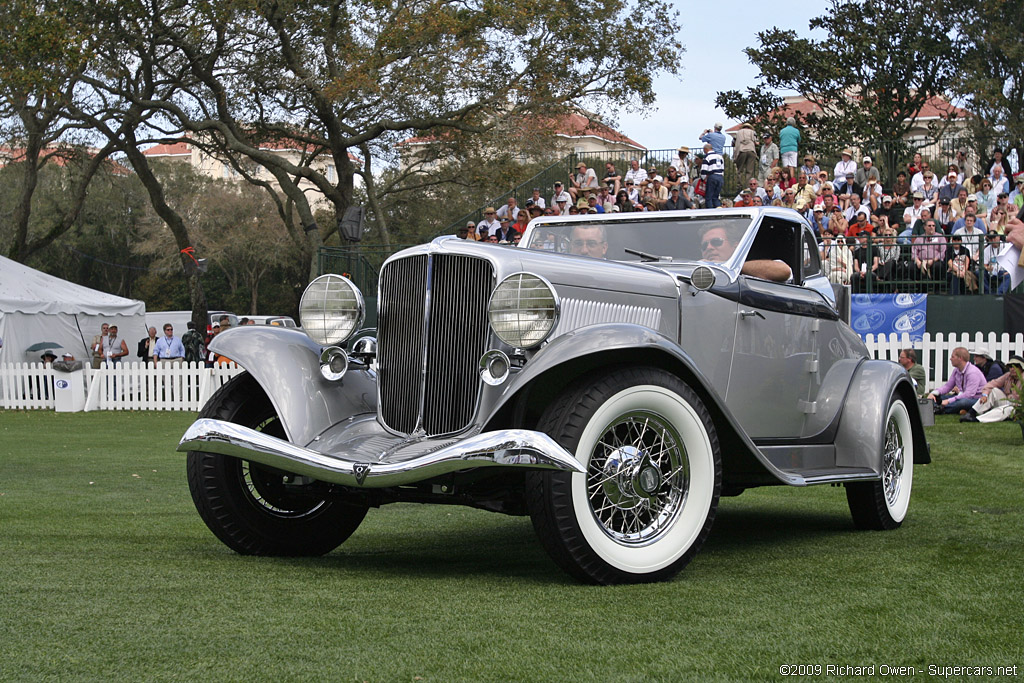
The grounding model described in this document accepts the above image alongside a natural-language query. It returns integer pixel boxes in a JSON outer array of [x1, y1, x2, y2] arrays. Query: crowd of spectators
[[456, 121, 1023, 294]]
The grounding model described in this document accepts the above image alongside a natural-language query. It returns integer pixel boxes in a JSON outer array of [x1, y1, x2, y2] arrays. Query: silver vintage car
[[180, 207, 929, 584]]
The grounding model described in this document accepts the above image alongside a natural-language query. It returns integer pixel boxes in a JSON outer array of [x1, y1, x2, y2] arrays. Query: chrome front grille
[[378, 253, 493, 435]]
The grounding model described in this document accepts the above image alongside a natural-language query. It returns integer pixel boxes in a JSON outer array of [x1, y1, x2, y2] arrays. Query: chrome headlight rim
[[299, 274, 365, 346], [487, 272, 560, 350]]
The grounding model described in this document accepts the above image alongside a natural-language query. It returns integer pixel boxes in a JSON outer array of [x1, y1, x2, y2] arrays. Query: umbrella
[[25, 341, 64, 353]]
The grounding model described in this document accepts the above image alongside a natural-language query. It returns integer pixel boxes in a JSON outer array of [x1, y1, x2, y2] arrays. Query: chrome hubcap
[[881, 416, 904, 507], [587, 412, 689, 545]]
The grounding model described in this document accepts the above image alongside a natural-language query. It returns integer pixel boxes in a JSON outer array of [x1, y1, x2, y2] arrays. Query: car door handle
[[739, 310, 765, 320]]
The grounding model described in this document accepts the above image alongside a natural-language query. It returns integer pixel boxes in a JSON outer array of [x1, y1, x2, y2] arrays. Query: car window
[[801, 229, 822, 282], [745, 218, 799, 276], [524, 216, 753, 264]]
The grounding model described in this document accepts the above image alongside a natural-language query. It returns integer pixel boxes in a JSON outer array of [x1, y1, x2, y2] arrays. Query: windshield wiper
[[624, 247, 672, 262]]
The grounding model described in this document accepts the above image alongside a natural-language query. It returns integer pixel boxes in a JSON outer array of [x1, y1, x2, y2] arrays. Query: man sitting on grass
[[927, 346, 985, 414]]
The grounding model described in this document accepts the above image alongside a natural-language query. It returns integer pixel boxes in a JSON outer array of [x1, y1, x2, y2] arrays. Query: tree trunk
[[121, 137, 209, 332]]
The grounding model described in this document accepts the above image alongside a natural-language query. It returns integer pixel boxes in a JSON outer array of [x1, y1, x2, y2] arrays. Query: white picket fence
[[0, 361, 242, 411], [3, 332, 1023, 411], [863, 332, 1024, 393]]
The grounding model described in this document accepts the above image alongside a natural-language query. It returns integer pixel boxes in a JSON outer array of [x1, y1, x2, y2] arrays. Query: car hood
[[391, 237, 682, 300]]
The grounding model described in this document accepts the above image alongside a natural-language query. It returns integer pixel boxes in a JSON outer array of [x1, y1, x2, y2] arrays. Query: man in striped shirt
[[700, 143, 725, 209]]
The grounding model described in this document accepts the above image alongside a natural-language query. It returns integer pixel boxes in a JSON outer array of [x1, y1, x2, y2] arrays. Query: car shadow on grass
[[271, 518, 568, 583], [239, 502, 860, 584], [704, 504, 856, 555]]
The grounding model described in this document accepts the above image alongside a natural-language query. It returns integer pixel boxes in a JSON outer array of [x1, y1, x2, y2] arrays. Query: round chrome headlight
[[300, 274, 364, 346], [487, 273, 559, 349]]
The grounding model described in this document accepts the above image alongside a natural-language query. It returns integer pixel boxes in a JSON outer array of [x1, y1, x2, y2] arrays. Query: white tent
[[0, 255, 147, 364]]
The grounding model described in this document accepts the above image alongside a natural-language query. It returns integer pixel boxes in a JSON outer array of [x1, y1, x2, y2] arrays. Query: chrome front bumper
[[177, 418, 585, 488]]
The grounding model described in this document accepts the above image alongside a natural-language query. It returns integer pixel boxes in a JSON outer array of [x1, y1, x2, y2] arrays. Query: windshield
[[524, 216, 753, 264]]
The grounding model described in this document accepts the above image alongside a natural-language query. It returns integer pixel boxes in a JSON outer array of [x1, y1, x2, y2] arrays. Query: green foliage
[[81, 0, 683, 229], [0, 411, 1021, 679], [716, 0, 959, 172], [949, 0, 1024, 156], [0, 0, 90, 98], [370, 155, 553, 244], [0, 161, 146, 294]]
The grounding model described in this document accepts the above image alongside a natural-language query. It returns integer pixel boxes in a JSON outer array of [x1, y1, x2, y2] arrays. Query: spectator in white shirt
[[989, 165, 1010, 195], [833, 149, 857, 182], [495, 196, 519, 221], [953, 213, 985, 260], [910, 162, 932, 193], [903, 192, 926, 226], [623, 159, 647, 187], [551, 182, 571, 214], [569, 162, 599, 201], [478, 207, 501, 236]]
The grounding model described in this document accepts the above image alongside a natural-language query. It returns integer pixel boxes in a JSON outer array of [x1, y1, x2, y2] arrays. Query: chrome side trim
[[178, 418, 585, 488], [553, 298, 662, 336]]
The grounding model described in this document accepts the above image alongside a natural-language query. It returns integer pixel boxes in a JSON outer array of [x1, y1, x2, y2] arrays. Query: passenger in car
[[698, 224, 793, 282], [569, 224, 608, 259]]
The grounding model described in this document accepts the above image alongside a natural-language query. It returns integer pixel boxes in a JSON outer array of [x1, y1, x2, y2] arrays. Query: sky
[[614, 2, 823, 150]]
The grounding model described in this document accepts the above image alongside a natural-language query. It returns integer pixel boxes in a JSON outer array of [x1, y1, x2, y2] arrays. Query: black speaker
[[339, 206, 364, 242]]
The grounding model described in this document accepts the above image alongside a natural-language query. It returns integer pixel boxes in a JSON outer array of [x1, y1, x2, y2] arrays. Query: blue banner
[[850, 294, 927, 341]]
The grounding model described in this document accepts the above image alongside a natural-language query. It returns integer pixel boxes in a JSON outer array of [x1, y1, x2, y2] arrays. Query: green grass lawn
[[1, 410, 1021, 682]]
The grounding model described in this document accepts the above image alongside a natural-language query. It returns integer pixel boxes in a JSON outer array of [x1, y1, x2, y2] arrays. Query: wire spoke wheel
[[587, 412, 689, 545], [527, 367, 721, 585], [880, 414, 905, 508], [846, 396, 913, 531]]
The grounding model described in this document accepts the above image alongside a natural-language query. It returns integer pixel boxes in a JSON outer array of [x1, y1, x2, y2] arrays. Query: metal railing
[[434, 133, 1012, 239], [319, 245, 419, 327], [823, 233, 1019, 295]]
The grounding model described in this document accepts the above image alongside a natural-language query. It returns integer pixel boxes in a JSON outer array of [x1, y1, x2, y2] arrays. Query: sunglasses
[[701, 237, 726, 250]]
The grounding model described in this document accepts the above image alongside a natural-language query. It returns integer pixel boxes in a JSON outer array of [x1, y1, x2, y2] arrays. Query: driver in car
[[699, 224, 793, 282], [569, 224, 608, 259]]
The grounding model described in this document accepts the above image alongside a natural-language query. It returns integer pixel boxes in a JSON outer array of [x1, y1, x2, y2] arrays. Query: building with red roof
[[399, 108, 644, 173], [141, 138, 362, 208]]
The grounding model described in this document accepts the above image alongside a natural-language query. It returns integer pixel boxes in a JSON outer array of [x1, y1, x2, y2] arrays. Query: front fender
[[209, 327, 377, 447], [835, 360, 929, 469], [485, 323, 805, 486]]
